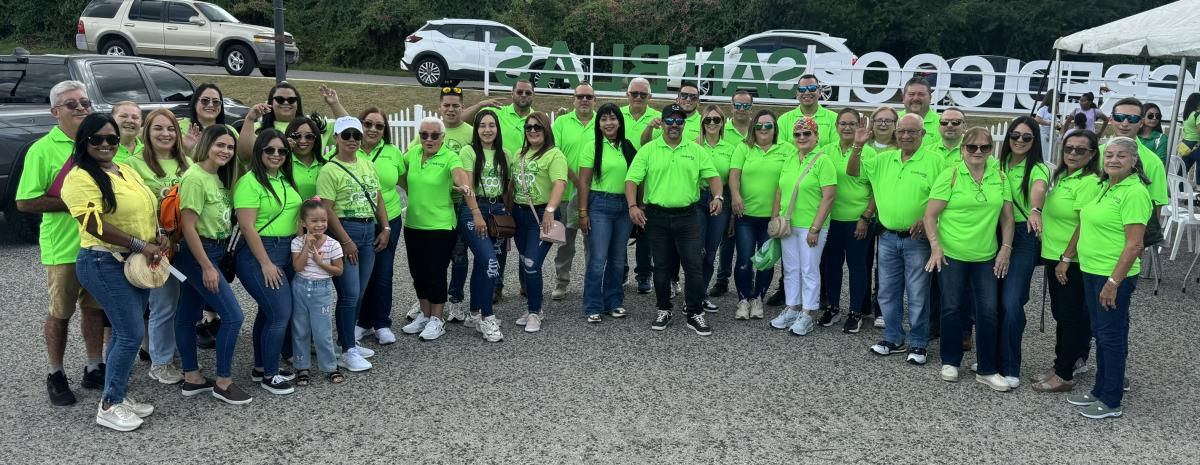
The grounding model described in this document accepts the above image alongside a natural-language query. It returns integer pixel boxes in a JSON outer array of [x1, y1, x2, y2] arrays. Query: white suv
[[667, 30, 856, 94], [402, 18, 586, 88]]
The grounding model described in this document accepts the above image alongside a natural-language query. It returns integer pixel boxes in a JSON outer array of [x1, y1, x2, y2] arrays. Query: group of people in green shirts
[[20, 72, 1160, 431]]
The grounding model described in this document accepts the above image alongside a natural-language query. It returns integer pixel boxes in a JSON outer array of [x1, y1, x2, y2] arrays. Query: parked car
[[402, 18, 587, 88], [0, 50, 248, 242], [666, 30, 857, 96], [76, 0, 299, 76]]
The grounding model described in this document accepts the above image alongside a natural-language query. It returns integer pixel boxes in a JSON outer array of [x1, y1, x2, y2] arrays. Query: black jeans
[[645, 205, 704, 314], [403, 227, 458, 305], [1043, 258, 1090, 381]]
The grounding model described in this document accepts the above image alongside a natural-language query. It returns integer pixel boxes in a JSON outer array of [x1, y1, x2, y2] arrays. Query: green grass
[[291, 62, 412, 78], [0, 37, 76, 55]]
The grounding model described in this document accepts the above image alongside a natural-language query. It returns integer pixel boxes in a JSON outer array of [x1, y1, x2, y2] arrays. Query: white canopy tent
[[1050, 0, 1200, 159]]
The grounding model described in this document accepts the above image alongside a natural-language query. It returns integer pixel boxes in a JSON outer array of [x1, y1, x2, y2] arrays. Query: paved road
[[1, 228, 1198, 461], [177, 65, 487, 88]]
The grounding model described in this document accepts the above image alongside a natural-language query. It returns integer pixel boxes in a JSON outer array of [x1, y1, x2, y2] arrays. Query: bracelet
[[851, 145, 862, 150], [579, 209, 588, 213], [1001, 244, 1013, 250], [1107, 277, 1119, 286], [129, 237, 146, 253], [1031, 207, 1043, 214], [629, 204, 641, 210], [383, 226, 392, 231]]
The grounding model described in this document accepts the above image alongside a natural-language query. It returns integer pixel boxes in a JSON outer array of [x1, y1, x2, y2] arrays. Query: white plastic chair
[[1164, 173, 1200, 260], [1168, 155, 1186, 178]]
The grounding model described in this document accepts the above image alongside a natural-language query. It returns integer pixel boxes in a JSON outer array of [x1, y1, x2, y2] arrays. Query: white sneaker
[[419, 317, 446, 341], [480, 316, 504, 342], [789, 311, 815, 336], [445, 301, 467, 322], [770, 306, 801, 329], [354, 325, 374, 342], [749, 298, 765, 319], [873, 316, 885, 328], [375, 328, 397, 345], [338, 348, 372, 372], [354, 343, 375, 358], [96, 402, 143, 432], [121, 396, 154, 418], [1005, 376, 1020, 389], [405, 302, 421, 320], [148, 363, 183, 384], [464, 312, 482, 330], [735, 300, 750, 320], [525, 313, 543, 333], [941, 365, 959, 382], [977, 373, 1011, 392], [515, 312, 530, 326], [402, 314, 430, 334]]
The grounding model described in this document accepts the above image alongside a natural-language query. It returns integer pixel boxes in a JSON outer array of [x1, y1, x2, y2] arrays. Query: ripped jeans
[[512, 203, 559, 314], [457, 201, 508, 317]]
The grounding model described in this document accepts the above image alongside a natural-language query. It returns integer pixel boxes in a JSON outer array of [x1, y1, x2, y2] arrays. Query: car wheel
[[3, 202, 39, 244], [223, 44, 257, 76], [414, 57, 445, 87], [820, 84, 836, 101], [100, 38, 133, 57], [697, 81, 712, 96]]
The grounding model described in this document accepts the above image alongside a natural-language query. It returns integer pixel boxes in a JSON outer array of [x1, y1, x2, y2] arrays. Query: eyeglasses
[[964, 144, 992, 153], [57, 99, 93, 110], [441, 86, 463, 95], [289, 132, 317, 142], [1145, 113, 1160, 120], [793, 131, 814, 139], [1008, 132, 1034, 143], [703, 117, 723, 125], [873, 118, 896, 125], [419, 132, 443, 141], [732, 102, 752, 110], [754, 122, 775, 130], [524, 124, 545, 133], [1112, 112, 1143, 124], [837, 122, 858, 128], [1063, 145, 1092, 155], [663, 117, 686, 126], [272, 96, 298, 105], [262, 146, 289, 156], [628, 91, 649, 99], [895, 129, 921, 136], [339, 130, 363, 141], [87, 134, 119, 146], [361, 121, 387, 131], [198, 97, 221, 107], [677, 92, 699, 101], [574, 94, 595, 101], [796, 85, 819, 94], [514, 89, 534, 97], [940, 120, 964, 127]]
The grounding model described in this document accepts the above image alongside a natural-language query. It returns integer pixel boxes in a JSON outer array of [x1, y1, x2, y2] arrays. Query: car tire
[[99, 38, 133, 57], [414, 56, 445, 87], [223, 44, 257, 76], [4, 202, 39, 244]]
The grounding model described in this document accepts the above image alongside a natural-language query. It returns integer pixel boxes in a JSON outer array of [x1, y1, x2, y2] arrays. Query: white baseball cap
[[333, 116, 363, 135]]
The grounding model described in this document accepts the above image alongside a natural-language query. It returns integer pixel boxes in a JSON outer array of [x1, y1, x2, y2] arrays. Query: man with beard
[[899, 76, 942, 148]]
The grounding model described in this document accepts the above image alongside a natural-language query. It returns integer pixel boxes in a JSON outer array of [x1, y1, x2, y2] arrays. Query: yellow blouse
[[61, 164, 159, 250]]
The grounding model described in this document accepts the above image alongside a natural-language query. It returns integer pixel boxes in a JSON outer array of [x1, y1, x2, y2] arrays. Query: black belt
[[885, 229, 912, 239], [591, 192, 624, 199], [197, 237, 227, 246], [479, 196, 504, 204], [342, 217, 375, 223], [646, 204, 693, 215]]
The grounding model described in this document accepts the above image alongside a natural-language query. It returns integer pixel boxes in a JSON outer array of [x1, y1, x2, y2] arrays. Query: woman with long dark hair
[[238, 82, 347, 161], [285, 116, 325, 199], [357, 107, 406, 345], [1137, 103, 1169, 163], [180, 83, 233, 153], [509, 111, 567, 333], [63, 113, 163, 431], [578, 103, 637, 323]]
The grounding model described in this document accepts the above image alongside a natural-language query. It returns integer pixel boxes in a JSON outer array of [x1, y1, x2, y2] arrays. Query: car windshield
[[195, 3, 238, 23]]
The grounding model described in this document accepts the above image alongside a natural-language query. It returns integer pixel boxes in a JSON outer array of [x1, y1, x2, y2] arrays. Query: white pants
[[781, 226, 828, 310]]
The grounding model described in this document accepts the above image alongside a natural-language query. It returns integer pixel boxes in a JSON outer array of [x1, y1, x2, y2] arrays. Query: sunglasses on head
[[524, 123, 545, 133], [733, 102, 752, 110], [272, 96, 298, 105], [361, 121, 387, 131], [58, 99, 93, 110], [964, 144, 992, 153], [940, 120, 964, 127], [198, 97, 221, 107], [628, 91, 649, 99], [1063, 145, 1092, 155], [678, 92, 699, 101], [289, 132, 317, 142], [1112, 113, 1143, 124], [574, 94, 595, 101], [339, 130, 362, 141], [796, 85, 819, 94], [87, 134, 120, 146], [441, 86, 463, 95], [1008, 132, 1034, 143], [663, 117, 686, 126], [419, 132, 443, 141], [793, 131, 814, 139], [754, 122, 775, 130], [703, 117, 723, 125], [262, 146, 289, 156]]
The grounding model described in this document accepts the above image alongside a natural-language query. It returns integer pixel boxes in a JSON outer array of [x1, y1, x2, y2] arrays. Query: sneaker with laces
[[251, 368, 296, 382], [121, 397, 154, 417], [375, 327, 397, 345], [213, 382, 253, 405], [96, 402, 143, 432], [651, 310, 672, 330], [789, 311, 815, 335], [637, 276, 652, 294], [870, 340, 908, 355], [515, 312, 530, 326], [463, 312, 481, 329], [405, 302, 422, 320], [735, 300, 750, 320], [586, 314, 602, 323], [906, 348, 928, 365], [702, 299, 718, 312], [749, 298, 765, 319], [148, 363, 184, 384], [402, 314, 431, 334], [551, 285, 568, 300], [419, 317, 446, 341], [354, 325, 374, 342], [873, 316, 885, 328], [479, 316, 504, 342], [770, 306, 801, 329], [445, 301, 467, 322], [842, 313, 864, 333], [686, 313, 713, 336], [608, 307, 628, 318], [976, 373, 1011, 392], [818, 306, 841, 326], [46, 371, 77, 406], [260, 375, 295, 395], [181, 377, 215, 397], [941, 365, 959, 382], [82, 363, 105, 390], [338, 348, 372, 372], [524, 313, 543, 333], [1005, 376, 1020, 389], [1067, 392, 1099, 406], [354, 344, 375, 358], [1080, 402, 1123, 419]]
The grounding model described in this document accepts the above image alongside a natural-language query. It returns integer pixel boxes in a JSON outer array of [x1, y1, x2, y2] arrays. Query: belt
[[342, 217, 375, 223], [646, 204, 693, 214], [198, 236, 227, 246], [885, 229, 912, 239], [479, 196, 504, 204], [591, 192, 625, 199]]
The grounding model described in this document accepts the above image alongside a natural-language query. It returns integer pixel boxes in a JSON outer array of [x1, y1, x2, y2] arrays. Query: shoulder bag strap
[[520, 155, 542, 226], [783, 153, 822, 220], [330, 159, 379, 219]]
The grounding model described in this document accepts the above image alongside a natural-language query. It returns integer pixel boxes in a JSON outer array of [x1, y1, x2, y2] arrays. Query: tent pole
[[1049, 49, 1062, 165], [1168, 57, 1188, 157]]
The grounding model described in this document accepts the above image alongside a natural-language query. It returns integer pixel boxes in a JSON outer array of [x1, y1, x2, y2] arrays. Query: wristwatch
[[546, 206, 556, 213], [713, 195, 725, 202], [1060, 255, 1072, 263]]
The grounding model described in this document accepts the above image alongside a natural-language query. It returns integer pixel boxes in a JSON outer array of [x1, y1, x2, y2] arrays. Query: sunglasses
[[272, 96, 299, 105], [574, 94, 595, 101], [1145, 113, 1160, 120], [361, 121, 387, 131], [663, 117, 686, 126], [419, 132, 443, 141], [289, 132, 317, 142], [678, 92, 699, 101], [87, 134, 120, 146], [1008, 132, 1034, 143], [339, 130, 363, 141], [940, 120, 964, 127], [703, 117, 723, 125], [262, 146, 289, 156], [514, 89, 534, 97], [58, 99, 93, 110], [1112, 113, 1143, 124], [628, 91, 649, 99], [796, 85, 819, 94], [964, 144, 993, 153], [441, 86, 463, 95], [524, 124, 545, 133], [733, 102, 752, 110], [1063, 145, 1092, 155], [754, 122, 775, 130], [198, 97, 221, 107], [793, 131, 814, 139]]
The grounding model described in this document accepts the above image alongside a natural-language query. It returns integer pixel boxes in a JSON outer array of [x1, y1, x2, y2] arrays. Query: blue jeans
[[76, 249, 149, 405], [458, 202, 507, 316], [734, 215, 773, 300], [291, 276, 337, 373], [333, 220, 376, 352], [513, 205, 558, 313], [698, 189, 731, 290], [174, 239, 244, 377], [938, 257, 1000, 374], [1083, 273, 1136, 408], [583, 192, 634, 315], [999, 224, 1039, 378], [448, 223, 469, 303], [877, 232, 932, 349], [235, 236, 292, 377], [819, 219, 869, 311], [360, 215, 403, 329], [146, 277, 179, 365]]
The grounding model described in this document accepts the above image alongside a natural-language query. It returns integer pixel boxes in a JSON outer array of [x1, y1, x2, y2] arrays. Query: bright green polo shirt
[[932, 139, 963, 168], [622, 105, 661, 150], [317, 157, 381, 219], [626, 138, 717, 208], [823, 142, 878, 221], [511, 147, 568, 205], [409, 123, 473, 155], [899, 109, 943, 149], [128, 153, 187, 201], [361, 143, 405, 221], [496, 104, 535, 159], [1078, 175, 1152, 277], [860, 147, 944, 231], [777, 105, 837, 146], [552, 111, 595, 201], [1098, 140, 1168, 206], [115, 139, 143, 164], [777, 151, 838, 228], [291, 156, 323, 199], [233, 172, 301, 236], [404, 145, 464, 230], [579, 140, 631, 195], [650, 112, 702, 143], [699, 135, 738, 186], [178, 164, 232, 240], [928, 161, 1012, 262], [723, 121, 748, 142], [459, 146, 506, 198], [15, 126, 81, 265], [1002, 159, 1050, 222], [1041, 171, 1103, 261], [731, 143, 792, 217]]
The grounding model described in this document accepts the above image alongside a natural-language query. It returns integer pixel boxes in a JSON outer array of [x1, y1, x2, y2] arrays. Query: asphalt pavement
[[1, 227, 1198, 463]]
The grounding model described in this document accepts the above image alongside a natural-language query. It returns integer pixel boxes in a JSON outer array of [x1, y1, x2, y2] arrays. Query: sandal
[[328, 371, 346, 384], [295, 369, 310, 386], [1032, 374, 1076, 393]]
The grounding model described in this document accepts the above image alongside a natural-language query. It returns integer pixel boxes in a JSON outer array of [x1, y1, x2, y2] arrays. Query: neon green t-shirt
[[496, 104, 535, 159], [621, 105, 661, 150], [127, 153, 187, 201], [1098, 140, 1168, 206], [360, 143, 405, 221], [114, 139, 142, 164], [626, 139, 718, 208], [178, 164, 233, 240], [15, 127, 81, 265], [859, 147, 944, 231], [459, 146, 507, 198], [1183, 112, 1198, 142], [822, 142, 878, 222], [317, 157, 381, 219], [1002, 158, 1050, 223], [731, 143, 792, 217], [777, 151, 838, 229], [233, 172, 301, 237], [1041, 171, 1103, 261], [777, 105, 837, 147], [551, 111, 596, 201], [579, 140, 631, 195], [403, 145, 464, 230], [510, 147, 568, 206], [699, 134, 738, 187], [928, 161, 1012, 262], [1078, 176, 1152, 277], [291, 156, 323, 200]]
